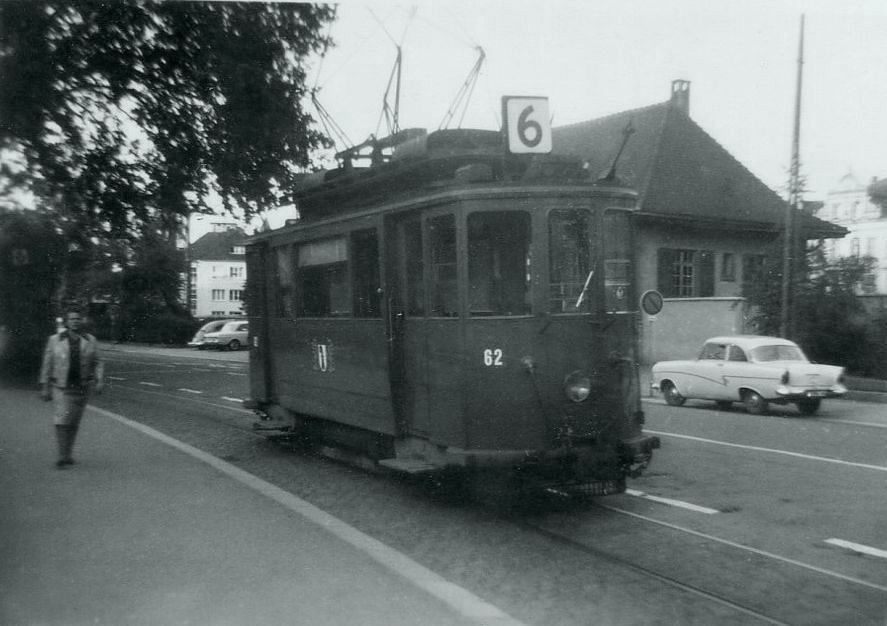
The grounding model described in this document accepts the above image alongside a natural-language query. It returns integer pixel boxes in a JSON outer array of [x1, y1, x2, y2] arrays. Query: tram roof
[[286, 128, 629, 220]]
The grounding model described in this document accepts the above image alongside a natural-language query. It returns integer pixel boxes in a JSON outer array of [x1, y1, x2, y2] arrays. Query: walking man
[[39, 308, 104, 468]]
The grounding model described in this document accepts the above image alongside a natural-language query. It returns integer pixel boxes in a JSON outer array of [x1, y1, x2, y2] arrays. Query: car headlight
[[564, 370, 591, 403]]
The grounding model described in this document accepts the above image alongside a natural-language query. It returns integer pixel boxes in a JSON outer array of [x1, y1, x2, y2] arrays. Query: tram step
[[378, 457, 439, 474]]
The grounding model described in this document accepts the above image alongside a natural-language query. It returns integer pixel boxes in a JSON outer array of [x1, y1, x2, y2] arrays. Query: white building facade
[[188, 229, 248, 318], [816, 173, 887, 294]]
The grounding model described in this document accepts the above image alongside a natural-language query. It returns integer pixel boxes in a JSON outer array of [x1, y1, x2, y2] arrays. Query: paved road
[[0, 381, 513, 626]]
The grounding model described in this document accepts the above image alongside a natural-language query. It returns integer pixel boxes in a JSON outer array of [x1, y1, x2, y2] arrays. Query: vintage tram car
[[245, 127, 660, 497]]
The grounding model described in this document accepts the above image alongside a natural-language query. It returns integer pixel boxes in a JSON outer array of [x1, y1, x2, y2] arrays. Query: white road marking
[[599, 504, 887, 594], [225, 372, 247, 376], [88, 406, 526, 626], [139, 382, 161, 387], [646, 430, 887, 473], [625, 489, 719, 514], [108, 376, 126, 381], [819, 418, 887, 430], [825, 538, 887, 560], [177, 388, 203, 394], [221, 396, 244, 403]]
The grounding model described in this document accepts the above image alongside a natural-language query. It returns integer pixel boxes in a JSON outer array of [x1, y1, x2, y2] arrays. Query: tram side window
[[274, 245, 296, 317], [401, 220, 424, 316], [352, 229, 381, 318], [429, 215, 458, 317], [549, 209, 593, 313], [468, 211, 531, 316], [297, 238, 350, 317], [603, 211, 632, 313]]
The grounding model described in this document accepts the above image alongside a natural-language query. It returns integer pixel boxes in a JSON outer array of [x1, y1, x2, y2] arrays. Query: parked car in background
[[651, 335, 847, 415], [202, 320, 249, 351], [188, 319, 232, 350]]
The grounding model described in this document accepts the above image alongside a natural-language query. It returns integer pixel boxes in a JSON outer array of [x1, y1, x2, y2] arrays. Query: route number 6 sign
[[502, 96, 552, 154]]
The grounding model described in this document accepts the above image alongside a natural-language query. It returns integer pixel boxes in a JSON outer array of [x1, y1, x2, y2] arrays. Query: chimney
[[670, 79, 691, 115]]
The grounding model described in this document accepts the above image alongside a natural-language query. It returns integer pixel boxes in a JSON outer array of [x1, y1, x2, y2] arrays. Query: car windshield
[[751, 344, 805, 362]]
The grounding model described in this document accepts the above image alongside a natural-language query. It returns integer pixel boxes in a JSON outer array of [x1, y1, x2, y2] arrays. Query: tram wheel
[[742, 390, 769, 415], [796, 398, 821, 416], [662, 382, 686, 407]]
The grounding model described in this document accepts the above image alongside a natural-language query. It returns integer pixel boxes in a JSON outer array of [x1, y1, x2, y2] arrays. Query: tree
[[1, 1, 336, 240], [743, 236, 875, 372]]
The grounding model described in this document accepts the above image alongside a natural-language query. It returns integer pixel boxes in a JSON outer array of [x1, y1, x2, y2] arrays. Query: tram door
[[386, 210, 464, 443]]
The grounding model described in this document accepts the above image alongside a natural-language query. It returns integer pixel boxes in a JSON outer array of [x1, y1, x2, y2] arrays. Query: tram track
[[521, 515, 790, 626], [517, 497, 887, 626]]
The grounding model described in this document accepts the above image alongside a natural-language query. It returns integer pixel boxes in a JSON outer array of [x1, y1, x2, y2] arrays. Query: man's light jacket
[[39, 331, 105, 390]]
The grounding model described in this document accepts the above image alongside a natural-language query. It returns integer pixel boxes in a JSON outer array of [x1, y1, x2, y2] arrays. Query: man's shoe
[[62, 458, 75, 466], [55, 460, 69, 469]]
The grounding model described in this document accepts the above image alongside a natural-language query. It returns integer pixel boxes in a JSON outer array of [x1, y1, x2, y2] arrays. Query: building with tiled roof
[[554, 81, 848, 360], [188, 228, 248, 318]]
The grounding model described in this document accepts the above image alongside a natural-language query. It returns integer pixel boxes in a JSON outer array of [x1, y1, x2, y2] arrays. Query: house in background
[[553, 80, 846, 362], [815, 173, 887, 295], [188, 228, 248, 318]]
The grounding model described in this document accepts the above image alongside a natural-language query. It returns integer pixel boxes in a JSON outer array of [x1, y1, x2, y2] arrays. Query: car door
[[692, 342, 728, 399], [721, 343, 749, 398]]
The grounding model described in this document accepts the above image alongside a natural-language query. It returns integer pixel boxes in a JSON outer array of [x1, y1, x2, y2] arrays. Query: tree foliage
[[743, 237, 876, 372], [1, 0, 336, 239]]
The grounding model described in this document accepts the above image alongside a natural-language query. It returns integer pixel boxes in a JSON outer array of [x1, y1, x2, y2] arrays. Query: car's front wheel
[[228, 339, 241, 351], [796, 398, 821, 416], [662, 382, 686, 407], [742, 390, 769, 415]]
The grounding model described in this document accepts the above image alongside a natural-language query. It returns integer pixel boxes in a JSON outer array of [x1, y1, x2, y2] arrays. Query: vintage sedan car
[[651, 335, 847, 415], [202, 320, 249, 351], [187, 319, 232, 349]]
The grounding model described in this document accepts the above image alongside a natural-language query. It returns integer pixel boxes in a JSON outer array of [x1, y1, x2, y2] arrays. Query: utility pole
[[781, 14, 805, 338]]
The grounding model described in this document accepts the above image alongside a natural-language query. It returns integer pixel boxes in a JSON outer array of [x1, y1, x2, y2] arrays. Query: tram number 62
[[483, 348, 504, 367]]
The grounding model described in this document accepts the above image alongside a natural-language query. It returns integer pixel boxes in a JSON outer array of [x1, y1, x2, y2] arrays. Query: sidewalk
[[0, 383, 510, 626]]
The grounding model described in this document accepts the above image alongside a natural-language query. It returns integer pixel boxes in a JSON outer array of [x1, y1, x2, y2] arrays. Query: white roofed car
[[202, 320, 249, 351], [651, 335, 847, 416], [187, 319, 231, 349]]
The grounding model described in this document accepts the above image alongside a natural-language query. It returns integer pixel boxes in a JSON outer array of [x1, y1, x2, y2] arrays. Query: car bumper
[[775, 384, 847, 400]]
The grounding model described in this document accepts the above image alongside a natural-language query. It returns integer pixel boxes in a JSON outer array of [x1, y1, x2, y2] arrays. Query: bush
[[124, 312, 196, 345]]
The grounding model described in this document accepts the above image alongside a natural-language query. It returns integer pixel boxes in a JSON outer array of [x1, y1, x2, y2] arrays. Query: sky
[[306, 0, 887, 201]]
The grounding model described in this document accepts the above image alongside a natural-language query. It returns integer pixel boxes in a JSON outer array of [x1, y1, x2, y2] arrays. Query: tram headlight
[[564, 370, 592, 403]]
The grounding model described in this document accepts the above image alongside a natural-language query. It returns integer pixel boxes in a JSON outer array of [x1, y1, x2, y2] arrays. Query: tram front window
[[549, 209, 593, 313], [468, 211, 531, 316], [604, 210, 632, 313]]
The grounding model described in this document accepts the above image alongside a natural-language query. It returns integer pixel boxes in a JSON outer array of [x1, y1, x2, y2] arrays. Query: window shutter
[[698, 250, 715, 297], [657, 248, 676, 297]]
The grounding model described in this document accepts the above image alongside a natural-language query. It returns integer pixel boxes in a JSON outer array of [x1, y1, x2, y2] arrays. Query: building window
[[229, 289, 243, 301], [232, 245, 245, 255], [211, 289, 225, 301], [742, 254, 767, 286], [721, 253, 736, 282], [851, 238, 860, 257], [657, 248, 714, 298], [211, 310, 225, 316], [230, 266, 244, 278]]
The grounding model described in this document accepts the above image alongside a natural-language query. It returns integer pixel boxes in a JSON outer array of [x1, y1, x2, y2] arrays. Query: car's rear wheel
[[742, 390, 769, 415], [228, 339, 241, 351], [662, 382, 686, 407], [715, 401, 733, 411], [796, 398, 821, 416]]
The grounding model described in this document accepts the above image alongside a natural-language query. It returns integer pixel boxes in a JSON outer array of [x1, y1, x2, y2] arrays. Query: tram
[[245, 100, 660, 498]]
